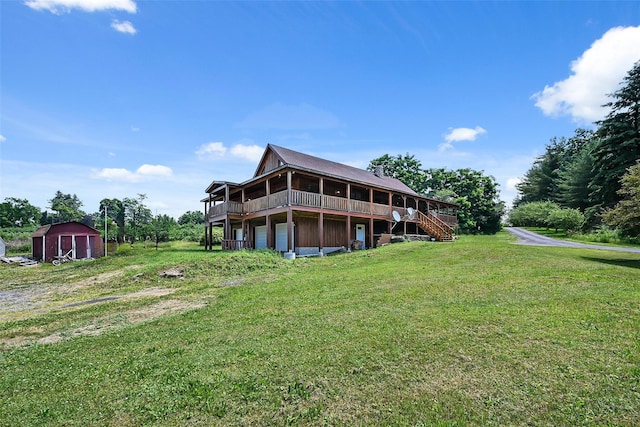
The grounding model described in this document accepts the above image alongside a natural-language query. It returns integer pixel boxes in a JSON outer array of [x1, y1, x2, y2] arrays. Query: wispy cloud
[[532, 25, 640, 124], [24, 0, 137, 14], [195, 141, 264, 162], [439, 126, 487, 152], [195, 142, 227, 159], [230, 143, 264, 162], [236, 103, 342, 130], [111, 19, 136, 34], [0, 134, 6, 143], [25, 0, 137, 34], [92, 164, 173, 183]]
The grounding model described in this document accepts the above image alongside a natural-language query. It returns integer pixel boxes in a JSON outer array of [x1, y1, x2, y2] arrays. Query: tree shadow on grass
[[580, 256, 640, 270]]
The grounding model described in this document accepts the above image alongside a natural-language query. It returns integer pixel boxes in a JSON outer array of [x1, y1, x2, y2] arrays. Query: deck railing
[[208, 201, 243, 218], [222, 240, 250, 250], [207, 189, 457, 224]]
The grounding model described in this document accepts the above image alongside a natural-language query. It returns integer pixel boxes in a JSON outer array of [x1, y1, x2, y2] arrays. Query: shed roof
[[32, 224, 52, 238], [32, 222, 101, 237]]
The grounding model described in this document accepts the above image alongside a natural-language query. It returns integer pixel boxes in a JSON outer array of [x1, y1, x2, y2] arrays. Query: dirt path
[[506, 227, 640, 254]]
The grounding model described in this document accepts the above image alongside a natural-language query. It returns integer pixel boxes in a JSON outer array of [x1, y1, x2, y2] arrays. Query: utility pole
[[104, 206, 108, 257]]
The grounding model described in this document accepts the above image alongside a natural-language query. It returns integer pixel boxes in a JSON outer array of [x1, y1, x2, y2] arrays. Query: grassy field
[[1, 234, 639, 426]]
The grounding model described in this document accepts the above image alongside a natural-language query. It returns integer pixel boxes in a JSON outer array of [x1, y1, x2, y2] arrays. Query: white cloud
[[532, 26, 640, 123], [506, 177, 521, 192], [111, 19, 136, 34], [0, 134, 6, 143], [236, 103, 342, 130], [230, 143, 264, 162], [196, 142, 227, 159], [439, 126, 487, 152], [24, 0, 137, 14], [195, 141, 265, 162], [94, 167, 138, 182], [92, 164, 173, 182], [136, 164, 172, 177]]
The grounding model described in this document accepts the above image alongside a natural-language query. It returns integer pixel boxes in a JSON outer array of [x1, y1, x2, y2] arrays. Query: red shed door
[[60, 236, 73, 257], [76, 236, 88, 259]]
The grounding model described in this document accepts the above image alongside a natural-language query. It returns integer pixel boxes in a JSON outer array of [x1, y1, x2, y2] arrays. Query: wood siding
[[295, 216, 319, 247]]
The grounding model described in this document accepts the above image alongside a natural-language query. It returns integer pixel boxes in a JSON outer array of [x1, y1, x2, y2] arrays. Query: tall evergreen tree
[[514, 137, 567, 206], [590, 60, 640, 210], [555, 129, 596, 211]]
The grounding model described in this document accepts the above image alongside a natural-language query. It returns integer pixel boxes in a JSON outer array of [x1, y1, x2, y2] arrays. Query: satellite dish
[[407, 207, 415, 216], [392, 210, 401, 222]]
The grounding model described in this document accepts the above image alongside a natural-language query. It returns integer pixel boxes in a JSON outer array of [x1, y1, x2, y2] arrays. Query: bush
[[547, 208, 585, 232], [508, 201, 559, 227], [0, 226, 36, 254]]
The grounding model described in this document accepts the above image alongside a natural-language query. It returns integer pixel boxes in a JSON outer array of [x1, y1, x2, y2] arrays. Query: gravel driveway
[[506, 227, 640, 254]]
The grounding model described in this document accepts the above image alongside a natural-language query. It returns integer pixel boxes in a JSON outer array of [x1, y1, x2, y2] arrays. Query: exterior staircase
[[415, 210, 455, 242]]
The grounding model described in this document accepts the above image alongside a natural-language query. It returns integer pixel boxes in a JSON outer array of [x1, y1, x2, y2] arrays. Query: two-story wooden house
[[202, 144, 457, 254]]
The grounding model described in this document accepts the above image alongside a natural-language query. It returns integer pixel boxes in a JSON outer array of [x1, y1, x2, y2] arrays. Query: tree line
[[0, 192, 217, 245], [510, 60, 640, 239], [367, 155, 505, 234]]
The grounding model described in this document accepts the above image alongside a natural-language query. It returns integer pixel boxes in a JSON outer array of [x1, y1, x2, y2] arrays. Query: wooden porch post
[[287, 209, 294, 252], [266, 214, 272, 249], [319, 178, 324, 252], [403, 196, 407, 235], [242, 218, 247, 249], [318, 212, 324, 252], [346, 215, 351, 249], [287, 171, 292, 205], [369, 217, 374, 249]]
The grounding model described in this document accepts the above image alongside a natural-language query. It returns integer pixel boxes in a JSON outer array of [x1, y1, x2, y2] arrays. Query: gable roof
[[257, 144, 420, 196], [32, 222, 100, 237]]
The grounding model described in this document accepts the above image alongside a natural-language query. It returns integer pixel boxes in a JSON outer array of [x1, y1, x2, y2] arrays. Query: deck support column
[[318, 212, 324, 253], [369, 217, 374, 249], [287, 209, 294, 253], [346, 215, 351, 249], [242, 218, 247, 249], [266, 214, 272, 249]]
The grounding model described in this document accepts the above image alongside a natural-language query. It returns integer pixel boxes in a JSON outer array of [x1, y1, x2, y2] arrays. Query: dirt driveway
[[506, 227, 640, 254]]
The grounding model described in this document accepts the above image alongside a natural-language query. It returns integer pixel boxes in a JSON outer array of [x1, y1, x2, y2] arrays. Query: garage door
[[255, 226, 267, 249], [275, 223, 294, 252]]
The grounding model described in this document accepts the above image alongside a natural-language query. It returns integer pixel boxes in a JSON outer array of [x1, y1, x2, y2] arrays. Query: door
[[355, 224, 366, 249], [232, 228, 244, 250], [255, 225, 267, 249], [275, 223, 294, 252]]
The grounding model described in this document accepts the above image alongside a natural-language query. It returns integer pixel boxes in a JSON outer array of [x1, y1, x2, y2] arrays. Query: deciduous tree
[[47, 191, 85, 223], [0, 198, 41, 228], [602, 162, 640, 237]]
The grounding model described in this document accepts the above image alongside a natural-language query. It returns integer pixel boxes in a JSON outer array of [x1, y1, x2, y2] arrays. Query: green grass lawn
[[1, 234, 639, 426]]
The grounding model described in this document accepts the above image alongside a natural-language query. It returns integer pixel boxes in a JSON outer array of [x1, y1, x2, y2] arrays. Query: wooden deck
[[208, 189, 457, 226]]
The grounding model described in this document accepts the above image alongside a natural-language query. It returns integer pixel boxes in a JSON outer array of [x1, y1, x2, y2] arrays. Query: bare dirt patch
[[2, 299, 206, 348], [0, 265, 149, 321]]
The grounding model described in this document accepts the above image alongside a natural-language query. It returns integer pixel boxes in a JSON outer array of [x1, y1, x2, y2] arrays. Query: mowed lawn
[[1, 233, 639, 426]]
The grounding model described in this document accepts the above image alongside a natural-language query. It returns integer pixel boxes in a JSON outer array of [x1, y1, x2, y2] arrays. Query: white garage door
[[255, 226, 267, 249], [275, 223, 294, 252]]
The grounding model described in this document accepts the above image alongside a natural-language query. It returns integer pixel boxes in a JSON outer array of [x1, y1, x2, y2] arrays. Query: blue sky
[[2, 1, 640, 218]]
